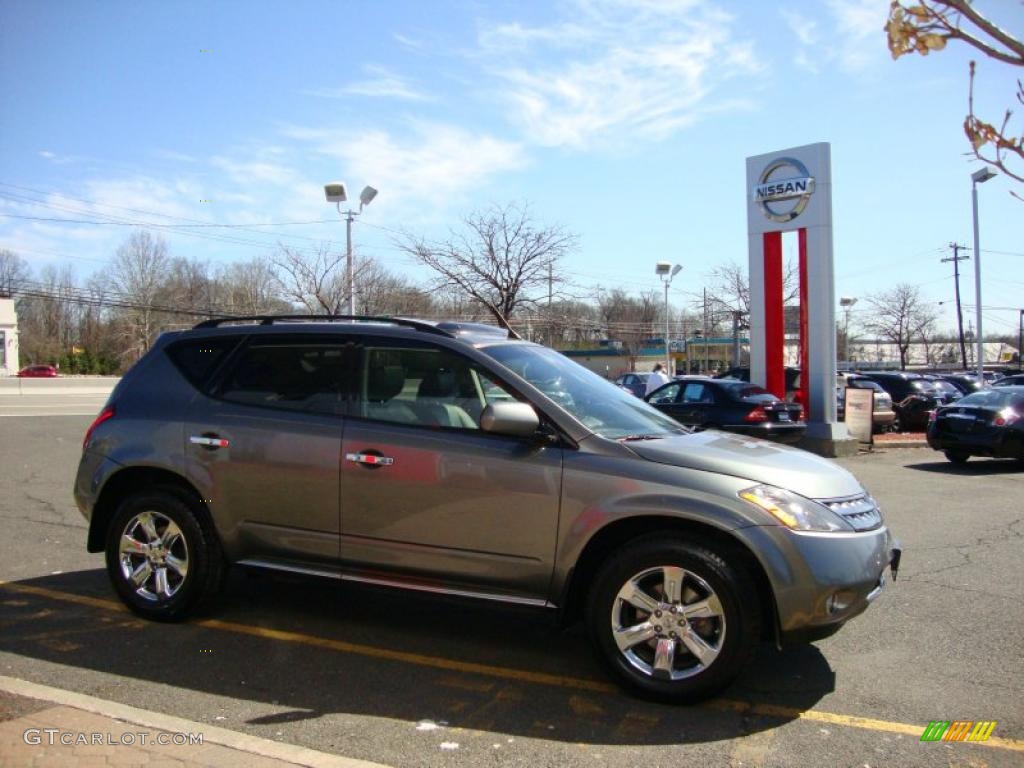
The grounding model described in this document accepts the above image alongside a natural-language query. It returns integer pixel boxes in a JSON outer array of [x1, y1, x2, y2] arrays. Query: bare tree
[[887, 0, 1023, 188], [356, 259, 435, 317], [396, 202, 578, 329], [110, 230, 170, 360], [597, 289, 659, 367], [0, 249, 29, 298], [270, 242, 371, 314], [706, 260, 799, 318], [215, 257, 284, 316], [864, 283, 939, 370]]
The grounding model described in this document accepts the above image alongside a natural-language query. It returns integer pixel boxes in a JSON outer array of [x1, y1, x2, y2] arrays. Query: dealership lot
[[0, 403, 1021, 767]]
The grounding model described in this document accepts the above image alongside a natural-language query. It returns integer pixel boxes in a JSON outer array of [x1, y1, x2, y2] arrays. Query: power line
[[0, 213, 340, 228]]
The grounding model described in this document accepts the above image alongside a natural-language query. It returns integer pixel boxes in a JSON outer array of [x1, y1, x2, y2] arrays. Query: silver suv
[[74, 316, 900, 702]]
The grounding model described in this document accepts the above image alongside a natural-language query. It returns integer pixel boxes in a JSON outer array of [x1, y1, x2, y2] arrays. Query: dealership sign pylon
[[746, 142, 848, 450]]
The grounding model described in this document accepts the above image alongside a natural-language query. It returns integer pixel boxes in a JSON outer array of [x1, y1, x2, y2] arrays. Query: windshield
[[483, 344, 687, 439]]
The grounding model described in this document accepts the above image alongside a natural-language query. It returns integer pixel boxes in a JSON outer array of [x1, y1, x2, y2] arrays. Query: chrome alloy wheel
[[611, 566, 726, 681], [118, 511, 189, 602]]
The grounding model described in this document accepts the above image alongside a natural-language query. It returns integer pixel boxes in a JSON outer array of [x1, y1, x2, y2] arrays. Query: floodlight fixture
[[971, 167, 996, 184], [359, 185, 378, 209], [324, 182, 348, 203]]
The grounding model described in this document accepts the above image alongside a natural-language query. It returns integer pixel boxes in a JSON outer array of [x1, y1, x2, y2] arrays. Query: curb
[[0, 675, 390, 768]]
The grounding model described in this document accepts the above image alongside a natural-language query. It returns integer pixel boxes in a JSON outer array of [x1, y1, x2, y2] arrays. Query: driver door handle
[[346, 452, 394, 467]]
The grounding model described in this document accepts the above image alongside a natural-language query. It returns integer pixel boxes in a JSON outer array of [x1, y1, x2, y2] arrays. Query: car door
[[184, 334, 355, 567], [681, 381, 712, 427], [647, 382, 685, 423], [338, 337, 563, 600]]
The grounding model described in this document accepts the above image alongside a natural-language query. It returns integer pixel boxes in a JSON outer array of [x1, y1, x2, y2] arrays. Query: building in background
[[0, 298, 19, 376]]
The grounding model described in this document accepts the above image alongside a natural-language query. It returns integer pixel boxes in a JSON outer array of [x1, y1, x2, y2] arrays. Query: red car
[[16, 364, 58, 378]]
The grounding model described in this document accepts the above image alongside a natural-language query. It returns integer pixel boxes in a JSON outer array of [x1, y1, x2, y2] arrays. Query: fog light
[[826, 591, 855, 614]]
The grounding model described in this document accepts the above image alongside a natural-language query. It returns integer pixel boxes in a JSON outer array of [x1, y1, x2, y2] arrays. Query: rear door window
[[215, 336, 355, 415]]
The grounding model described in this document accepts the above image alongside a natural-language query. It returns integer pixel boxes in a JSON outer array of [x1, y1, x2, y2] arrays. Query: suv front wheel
[[585, 536, 761, 702], [104, 488, 224, 621]]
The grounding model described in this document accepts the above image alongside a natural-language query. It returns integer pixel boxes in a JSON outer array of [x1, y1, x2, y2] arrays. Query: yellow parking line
[[2, 580, 1021, 752]]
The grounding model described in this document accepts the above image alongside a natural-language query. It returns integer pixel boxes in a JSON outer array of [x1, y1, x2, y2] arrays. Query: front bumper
[[735, 522, 901, 641]]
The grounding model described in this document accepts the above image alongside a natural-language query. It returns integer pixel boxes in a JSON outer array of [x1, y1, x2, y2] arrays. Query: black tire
[[585, 535, 761, 703], [104, 487, 225, 622], [945, 450, 970, 465], [891, 411, 904, 433]]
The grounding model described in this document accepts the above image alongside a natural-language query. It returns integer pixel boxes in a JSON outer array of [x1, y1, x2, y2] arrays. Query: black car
[[927, 386, 1024, 464], [934, 373, 985, 395], [646, 377, 805, 444], [994, 373, 1024, 387], [716, 366, 801, 400], [857, 372, 960, 432]]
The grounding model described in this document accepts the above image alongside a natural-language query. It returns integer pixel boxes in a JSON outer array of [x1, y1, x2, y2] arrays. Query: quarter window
[[167, 336, 241, 390]]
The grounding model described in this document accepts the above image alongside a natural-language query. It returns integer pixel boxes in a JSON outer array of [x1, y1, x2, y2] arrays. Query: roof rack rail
[[192, 314, 453, 337]]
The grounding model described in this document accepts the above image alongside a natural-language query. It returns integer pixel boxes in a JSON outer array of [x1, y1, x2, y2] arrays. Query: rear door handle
[[345, 452, 394, 467], [190, 435, 230, 449]]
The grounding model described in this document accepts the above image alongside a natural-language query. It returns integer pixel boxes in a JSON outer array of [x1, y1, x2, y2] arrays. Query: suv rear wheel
[[585, 536, 761, 702], [104, 489, 224, 621]]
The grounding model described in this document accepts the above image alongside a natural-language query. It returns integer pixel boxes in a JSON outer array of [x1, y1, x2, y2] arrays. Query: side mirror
[[480, 402, 540, 438]]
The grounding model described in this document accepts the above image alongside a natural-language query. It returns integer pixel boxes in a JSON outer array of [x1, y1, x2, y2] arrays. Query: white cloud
[[304, 65, 431, 102], [476, 0, 761, 149], [784, 0, 889, 75], [781, 9, 818, 47], [826, 0, 890, 72], [297, 122, 527, 207], [210, 157, 302, 187]]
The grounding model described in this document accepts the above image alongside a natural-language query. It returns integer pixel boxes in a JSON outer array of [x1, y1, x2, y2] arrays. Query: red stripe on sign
[[763, 232, 785, 399], [798, 227, 809, 419]]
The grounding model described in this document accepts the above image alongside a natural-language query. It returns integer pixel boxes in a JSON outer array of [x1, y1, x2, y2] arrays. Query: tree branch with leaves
[[886, 0, 1024, 186]]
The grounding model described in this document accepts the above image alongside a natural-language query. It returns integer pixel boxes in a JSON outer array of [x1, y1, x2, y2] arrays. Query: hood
[[624, 431, 864, 500]]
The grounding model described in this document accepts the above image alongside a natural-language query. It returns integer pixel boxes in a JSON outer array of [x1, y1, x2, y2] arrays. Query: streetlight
[[324, 181, 379, 315], [656, 262, 682, 375], [839, 296, 857, 369], [970, 166, 995, 380]]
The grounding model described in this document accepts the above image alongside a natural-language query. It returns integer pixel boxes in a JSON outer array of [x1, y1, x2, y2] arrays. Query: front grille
[[820, 494, 883, 532]]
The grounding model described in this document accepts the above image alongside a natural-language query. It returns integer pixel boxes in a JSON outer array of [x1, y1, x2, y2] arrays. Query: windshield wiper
[[617, 434, 665, 441]]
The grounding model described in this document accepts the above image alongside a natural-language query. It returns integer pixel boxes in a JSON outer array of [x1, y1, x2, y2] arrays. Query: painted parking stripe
[[2, 580, 1021, 752]]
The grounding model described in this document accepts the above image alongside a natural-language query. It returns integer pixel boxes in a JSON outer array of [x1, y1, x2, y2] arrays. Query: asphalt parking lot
[[0, 397, 1021, 767]]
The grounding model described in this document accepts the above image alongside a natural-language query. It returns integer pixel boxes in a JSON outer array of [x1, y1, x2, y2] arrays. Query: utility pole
[[703, 287, 710, 374], [942, 243, 970, 369], [731, 311, 742, 368]]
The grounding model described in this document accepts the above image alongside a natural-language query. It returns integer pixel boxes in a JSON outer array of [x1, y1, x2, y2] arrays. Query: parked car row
[[617, 366, 1023, 438]]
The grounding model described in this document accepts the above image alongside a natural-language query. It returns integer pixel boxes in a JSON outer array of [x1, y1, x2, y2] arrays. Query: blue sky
[[1, 0, 1021, 338]]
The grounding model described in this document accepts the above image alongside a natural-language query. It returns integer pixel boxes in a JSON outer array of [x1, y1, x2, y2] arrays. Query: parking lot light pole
[[656, 262, 682, 375], [324, 182, 379, 315], [839, 297, 857, 369], [970, 167, 995, 381]]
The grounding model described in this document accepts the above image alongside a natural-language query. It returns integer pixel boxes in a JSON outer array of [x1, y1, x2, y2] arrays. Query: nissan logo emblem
[[754, 157, 816, 223]]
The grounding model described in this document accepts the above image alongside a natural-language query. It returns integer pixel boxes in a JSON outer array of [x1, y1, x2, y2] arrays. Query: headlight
[[738, 484, 854, 532]]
